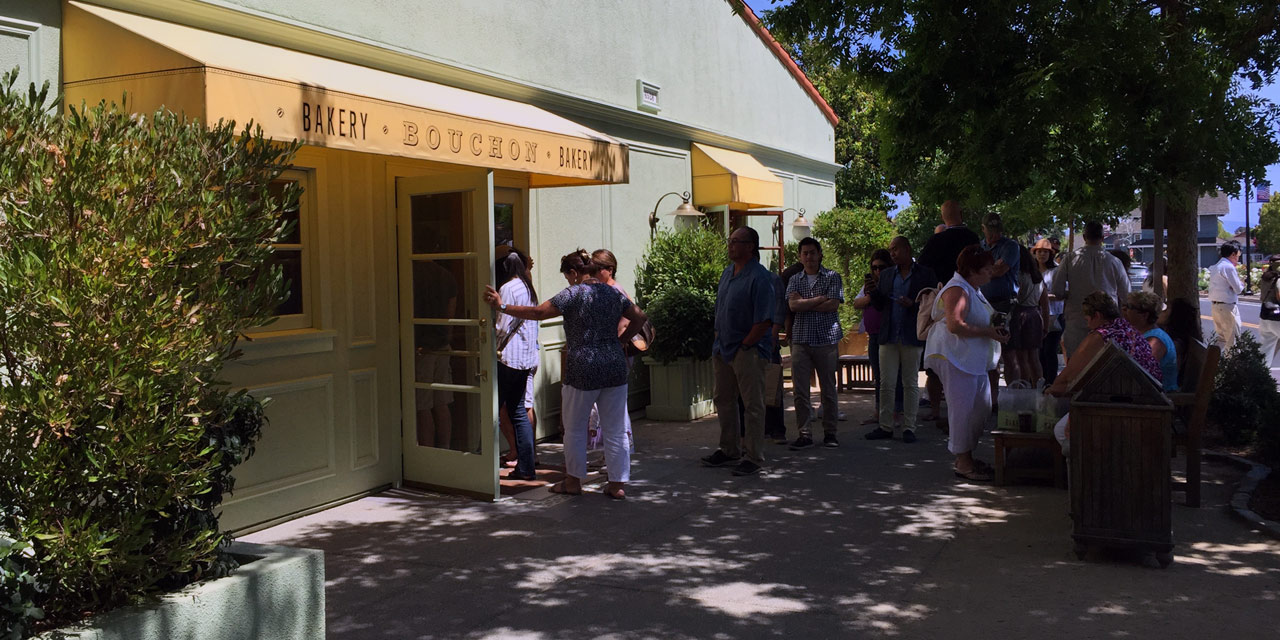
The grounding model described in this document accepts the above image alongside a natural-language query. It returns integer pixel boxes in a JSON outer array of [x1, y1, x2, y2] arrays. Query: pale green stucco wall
[[219, 0, 835, 165], [0, 0, 60, 93]]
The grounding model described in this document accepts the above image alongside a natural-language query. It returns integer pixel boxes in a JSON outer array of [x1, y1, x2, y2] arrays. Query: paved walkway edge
[[1204, 451, 1280, 540]]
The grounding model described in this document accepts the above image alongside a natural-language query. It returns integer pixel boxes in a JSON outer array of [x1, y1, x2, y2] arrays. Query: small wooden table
[[992, 429, 1066, 489]]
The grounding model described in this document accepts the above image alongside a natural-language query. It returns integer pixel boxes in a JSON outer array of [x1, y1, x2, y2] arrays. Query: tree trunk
[[1164, 184, 1200, 306]]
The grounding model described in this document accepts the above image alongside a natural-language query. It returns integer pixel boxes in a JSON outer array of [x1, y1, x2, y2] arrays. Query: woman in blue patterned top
[[485, 249, 648, 499], [1123, 291, 1179, 392]]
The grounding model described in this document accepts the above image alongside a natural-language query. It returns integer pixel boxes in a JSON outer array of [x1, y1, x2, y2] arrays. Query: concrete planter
[[643, 356, 715, 421], [42, 542, 324, 640]]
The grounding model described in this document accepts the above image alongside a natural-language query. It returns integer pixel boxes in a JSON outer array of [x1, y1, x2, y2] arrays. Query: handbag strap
[[497, 317, 525, 353]]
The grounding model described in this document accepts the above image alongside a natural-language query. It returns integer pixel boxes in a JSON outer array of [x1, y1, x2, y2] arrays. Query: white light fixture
[[783, 208, 811, 240], [648, 191, 703, 236]]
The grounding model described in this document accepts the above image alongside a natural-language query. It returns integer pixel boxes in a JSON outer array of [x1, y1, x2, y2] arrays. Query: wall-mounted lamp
[[778, 207, 812, 241], [647, 191, 703, 236]]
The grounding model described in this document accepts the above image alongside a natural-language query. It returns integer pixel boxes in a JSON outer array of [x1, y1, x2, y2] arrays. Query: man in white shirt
[[1208, 243, 1245, 352], [1050, 222, 1130, 355]]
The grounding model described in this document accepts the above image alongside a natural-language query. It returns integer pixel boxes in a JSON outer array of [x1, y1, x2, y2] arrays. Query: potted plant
[[635, 227, 726, 420], [0, 75, 322, 639]]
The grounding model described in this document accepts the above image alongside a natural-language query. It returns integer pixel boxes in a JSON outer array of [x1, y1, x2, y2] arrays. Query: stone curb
[[1203, 451, 1280, 540]]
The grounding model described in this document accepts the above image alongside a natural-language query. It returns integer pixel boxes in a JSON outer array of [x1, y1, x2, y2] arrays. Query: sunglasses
[[870, 264, 888, 270]]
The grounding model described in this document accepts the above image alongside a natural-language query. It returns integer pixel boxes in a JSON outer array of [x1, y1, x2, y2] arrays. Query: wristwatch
[[499, 303, 508, 312]]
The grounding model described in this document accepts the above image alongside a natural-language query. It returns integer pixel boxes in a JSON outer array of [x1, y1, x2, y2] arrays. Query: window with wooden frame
[[261, 169, 314, 332]]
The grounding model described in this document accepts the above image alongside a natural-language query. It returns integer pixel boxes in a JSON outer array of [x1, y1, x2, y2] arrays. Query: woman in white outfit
[[925, 245, 1009, 481]]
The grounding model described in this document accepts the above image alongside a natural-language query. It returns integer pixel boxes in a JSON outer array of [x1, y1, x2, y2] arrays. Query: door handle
[[477, 317, 487, 344], [475, 369, 489, 382]]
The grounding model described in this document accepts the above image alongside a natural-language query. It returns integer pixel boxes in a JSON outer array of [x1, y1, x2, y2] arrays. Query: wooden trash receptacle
[[1067, 342, 1174, 567]]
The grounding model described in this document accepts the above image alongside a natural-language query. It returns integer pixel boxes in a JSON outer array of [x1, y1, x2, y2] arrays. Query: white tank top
[[925, 273, 1001, 375]]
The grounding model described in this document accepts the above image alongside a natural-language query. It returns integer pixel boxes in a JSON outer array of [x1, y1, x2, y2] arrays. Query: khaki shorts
[[415, 352, 454, 409]]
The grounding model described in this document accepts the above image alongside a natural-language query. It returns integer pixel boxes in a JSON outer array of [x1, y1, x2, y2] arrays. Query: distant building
[[1125, 192, 1228, 268]]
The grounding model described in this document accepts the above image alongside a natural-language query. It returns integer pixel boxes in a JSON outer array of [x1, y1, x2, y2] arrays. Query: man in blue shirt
[[980, 211, 1019, 402], [701, 226, 775, 477], [866, 236, 935, 443]]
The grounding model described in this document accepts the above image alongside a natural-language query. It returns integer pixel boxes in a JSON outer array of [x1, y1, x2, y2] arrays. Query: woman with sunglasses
[[852, 248, 902, 427]]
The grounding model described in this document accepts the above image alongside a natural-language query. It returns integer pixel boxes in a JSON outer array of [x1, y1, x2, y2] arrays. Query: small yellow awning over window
[[62, 2, 627, 187], [690, 143, 784, 210]]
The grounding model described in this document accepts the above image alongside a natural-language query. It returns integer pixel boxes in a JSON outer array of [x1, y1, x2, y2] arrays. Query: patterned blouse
[[550, 282, 633, 391], [1094, 317, 1162, 383]]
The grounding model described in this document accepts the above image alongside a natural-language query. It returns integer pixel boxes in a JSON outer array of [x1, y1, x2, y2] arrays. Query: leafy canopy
[[759, 0, 1280, 301]]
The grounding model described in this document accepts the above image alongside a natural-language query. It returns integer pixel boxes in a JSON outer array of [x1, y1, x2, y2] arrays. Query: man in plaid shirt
[[786, 237, 845, 449]]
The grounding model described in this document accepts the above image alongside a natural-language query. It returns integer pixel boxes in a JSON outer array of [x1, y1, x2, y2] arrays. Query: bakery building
[[1, 0, 837, 530]]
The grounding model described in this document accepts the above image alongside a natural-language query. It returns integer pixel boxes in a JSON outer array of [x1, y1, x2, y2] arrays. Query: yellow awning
[[62, 2, 628, 187], [690, 143, 784, 209]]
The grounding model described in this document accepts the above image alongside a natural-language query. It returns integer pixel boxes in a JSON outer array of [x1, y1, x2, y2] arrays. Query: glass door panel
[[397, 172, 497, 499]]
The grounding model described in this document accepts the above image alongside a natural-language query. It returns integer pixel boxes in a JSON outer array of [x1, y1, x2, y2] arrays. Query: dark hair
[[797, 236, 822, 254], [1108, 249, 1132, 270], [591, 249, 618, 275], [1018, 244, 1043, 284], [1220, 242, 1240, 258], [497, 248, 537, 303], [1083, 222, 1104, 241], [956, 244, 995, 278], [870, 248, 892, 267], [1081, 290, 1121, 321], [736, 225, 761, 260], [1160, 298, 1203, 343], [559, 248, 600, 276]]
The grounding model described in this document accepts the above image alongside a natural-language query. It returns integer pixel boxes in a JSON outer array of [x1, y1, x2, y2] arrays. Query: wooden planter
[[1067, 342, 1174, 567], [643, 356, 715, 421]]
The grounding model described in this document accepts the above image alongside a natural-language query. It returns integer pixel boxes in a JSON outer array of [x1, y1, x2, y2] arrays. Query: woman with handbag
[[924, 245, 1009, 481], [486, 249, 648, 499], [493, 249, 540, 480], [1259, 256, 1280, 366], [589, 249, 645, 455]]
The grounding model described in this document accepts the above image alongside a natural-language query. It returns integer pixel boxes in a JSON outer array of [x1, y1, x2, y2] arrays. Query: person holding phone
[[923, 245, 1009, 481]]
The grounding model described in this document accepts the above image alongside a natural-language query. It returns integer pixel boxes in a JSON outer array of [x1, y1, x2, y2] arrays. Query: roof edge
[[735, 2, 839, 127]]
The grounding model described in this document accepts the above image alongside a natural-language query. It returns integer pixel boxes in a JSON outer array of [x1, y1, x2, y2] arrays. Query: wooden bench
[[1168, 340, 1220, 508], [992, 430, 1066, 489], [837, 355, 874, 392]]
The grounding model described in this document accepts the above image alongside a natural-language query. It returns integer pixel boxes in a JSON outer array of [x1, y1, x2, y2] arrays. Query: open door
[[396, 171, 498, 499]]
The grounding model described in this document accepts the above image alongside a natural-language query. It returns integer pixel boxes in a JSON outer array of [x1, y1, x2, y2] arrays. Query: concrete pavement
[[244, 392, 1280, 639]]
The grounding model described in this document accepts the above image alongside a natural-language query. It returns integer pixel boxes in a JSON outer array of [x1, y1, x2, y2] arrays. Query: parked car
[[1127, 263, 1150, 291]]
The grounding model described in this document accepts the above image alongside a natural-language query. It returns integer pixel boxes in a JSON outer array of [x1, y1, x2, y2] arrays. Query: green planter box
[[42, 542, 324, 640], [643, 356, 715, 421]]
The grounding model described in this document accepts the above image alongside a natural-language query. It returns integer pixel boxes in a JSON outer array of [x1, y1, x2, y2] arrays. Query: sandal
[[604, 487, 626, 500], [547, 481, 582, 496], [954, 467, 994, 482]]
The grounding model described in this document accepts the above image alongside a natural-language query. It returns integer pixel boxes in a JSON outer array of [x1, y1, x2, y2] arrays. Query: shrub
[[634, 227, 727, 361], [645, 288, 716, 364], [812, 206, 895, 331], [1209, 332, 1280, 446], [634, 226, 727, 307], [0, 71, 297, 635]]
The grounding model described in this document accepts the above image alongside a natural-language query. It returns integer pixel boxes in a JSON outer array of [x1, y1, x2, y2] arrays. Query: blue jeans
[[497, 362, 535, 477]]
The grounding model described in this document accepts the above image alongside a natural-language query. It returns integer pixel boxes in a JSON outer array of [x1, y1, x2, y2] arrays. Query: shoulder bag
[[915, 287, 939, 341]]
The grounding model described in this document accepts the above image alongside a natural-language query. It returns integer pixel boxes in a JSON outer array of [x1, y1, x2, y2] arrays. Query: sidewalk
[[244, 392, 1280, 639]]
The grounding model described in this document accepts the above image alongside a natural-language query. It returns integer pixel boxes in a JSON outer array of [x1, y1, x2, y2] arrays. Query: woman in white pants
[[924, 245, 1008, 481], [486, 249, 647, 499]]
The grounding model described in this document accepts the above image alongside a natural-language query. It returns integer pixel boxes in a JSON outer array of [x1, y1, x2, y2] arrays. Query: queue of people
[[483, 199, 1220, 495]]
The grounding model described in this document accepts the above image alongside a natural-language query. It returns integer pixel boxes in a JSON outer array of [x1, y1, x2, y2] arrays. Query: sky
[[744, 0, 1280, 229]]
